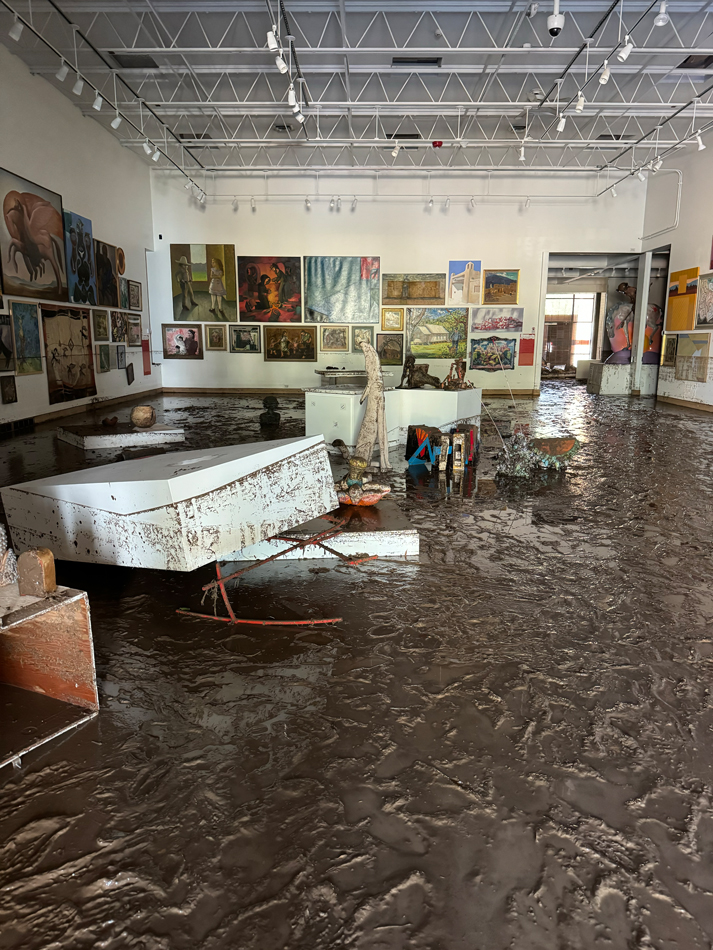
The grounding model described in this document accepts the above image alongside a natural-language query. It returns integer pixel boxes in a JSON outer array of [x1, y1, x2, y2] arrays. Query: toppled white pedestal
[[2, 437, 338, 571], [57, 423, 185, 449]]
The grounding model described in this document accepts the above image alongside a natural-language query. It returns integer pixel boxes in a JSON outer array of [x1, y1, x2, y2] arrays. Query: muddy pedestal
[[57, 423, 186, 450]]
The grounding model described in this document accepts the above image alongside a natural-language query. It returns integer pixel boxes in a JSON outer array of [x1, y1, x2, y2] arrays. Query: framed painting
[[382, 273, 446, 307], [126, 362, 135, 385], [119, 276, 130, 310], [675, 332, 710, 382], [661, 333, 678, 367], [96, 343, 110, 373], [666, 267, 699, 332], [117, 345, 126, 370], [92, 308, 109, 342], [376, 333, 403, 365], [11, 301, 42, 375], [116, 247, 126, 275], [109, 345, 118, 370], [305, 256, 380, 323], [482, 270, 519, 305], [170, 244, 237, 321], [128, 280, 142, 311], [470, 335, 517, 371], [264, 325, 317, 361], [111, 311, 127, 343], [696, 272, 713, 328], [405, 307, 468, 359], [320, 325, 349, 352], [205, 324, 227, 351], [0, 312, 14, 372], [230, 325, 261, 353], [381, 308, 404, 331], [0, 375, 17, 404], [448, 260, 481, 305], [238, 256, 301, 322], [352, 326, 374, 352], [94, 240, 119, 307], [162, 324, 203, 359], [127, 316, 142, 347], [471, 307, 524, 332], [63, 210, 97, 305], [0, 167, 68, 301], [41, 305, 96, 404]]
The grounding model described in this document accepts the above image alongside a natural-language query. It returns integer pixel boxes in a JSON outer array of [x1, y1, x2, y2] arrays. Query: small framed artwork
[[127, 316, 142, 347], [117, 345, 126, 370], [111, 311, 127, 343], [162, 324, 203, 359], [96, 344, 110, 373], [128, 280, 142, 311], [0, 313, 15, 373], [10, 301, 42, 375], [230, 325, 261, 353], [205, 324, 227, 351], [352, 326, 374, 352], [119, 276, 130, 310], [109, 346, 118, 369], [0, 375, 17, 404], [661, 333, 678, 366], [320, 325, 349, 352], [93, 309, 109, 342], [264, 325, 317, 361], [482, 270, 519, 305], [116, 247, 126, 275], [381, 307, 404, 331], [376, 333, 404, 365], [126, 362, 135, 385]]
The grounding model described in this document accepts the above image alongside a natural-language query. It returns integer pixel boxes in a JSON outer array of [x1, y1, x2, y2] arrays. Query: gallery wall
[[0, 46, 157, 424]]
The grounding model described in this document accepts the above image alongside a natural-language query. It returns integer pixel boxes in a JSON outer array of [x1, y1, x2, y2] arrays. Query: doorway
[[543, 293, 596, 371]]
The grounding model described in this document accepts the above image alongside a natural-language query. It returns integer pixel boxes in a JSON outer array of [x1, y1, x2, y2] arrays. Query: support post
[[630, 250, 653, 395]]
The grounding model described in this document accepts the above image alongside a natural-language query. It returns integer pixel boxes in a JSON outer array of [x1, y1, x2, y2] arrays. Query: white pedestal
[[57, 424, 185, 449], [586, 361, 659, 396]]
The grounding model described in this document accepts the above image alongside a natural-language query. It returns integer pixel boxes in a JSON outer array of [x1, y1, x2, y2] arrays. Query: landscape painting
[[305, 256, 380, 323], [170, 244, 237, 321], [376, 333, 404, 366], [382, 273, 446, 307], [238, 256, 301, 322], [264, 325, 317, 361], [448, 260, 481, 304], [482, 270, 519, 305], [63, 209, 97, 305], [405, 307, 468, 359], [470, 335, 517, 371], [471, 307, 524, 332], [94, 240, 119, 307], [0, 312, 14, 372], [11, 301, 42, 375], [41, 305, 96, 403]]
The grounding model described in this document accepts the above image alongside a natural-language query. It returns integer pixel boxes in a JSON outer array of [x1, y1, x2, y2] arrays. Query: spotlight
[[92, 92, 103, 112], [637, 168, 646, 182], [142, 140, 152, 155], [199, 192, 207, 204], [184, 181, 192, 190], [352, 197, 358, 210], [305, 197, 311, 209], [251, 196, 256, 211], [111, 113, 122, 129], [654, 1, 669, 26], [72, 75, 84, 96], [697, 133, 706, 151], [617, 36, 633, 61], [525, 197, 531, 209], [8, 17, 23, 42], [575, 91, 585, 113], [611, 185, 617, 197], [292, 102, 300, 114], [557, 113, 566, 132], [152, 148, 161, 162], [653, 157, 663, 171], [295, 111, 305, 124], [330, 197, 335, 210], [470, 196, 475, 208], [55, 61, 69, 82], [445, 196, 450, 209], [519, 144, 526, 162], [275, 52, 288, 74], [599, 60, 610, 84], [288, 85, 297, 107], [337, 196, 341, 210], [232, 198, 239, 210], [428, 196, 433, 208], [391, 143, 400, 158], [267, 28, 279, 51]]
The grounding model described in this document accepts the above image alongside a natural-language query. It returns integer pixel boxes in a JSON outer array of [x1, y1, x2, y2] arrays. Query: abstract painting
[[471, 307, 524, 332], [162, 324, 203, 359], [230, 325, 261, 353], [376, 333, 404, 366], [111, 311, 127, 343], [470, 335, 517, 371], [205, 325, 227, 350], [382, 273, 446, 307], [352, 326, 374, 352], [661, 333, 678, 367], [0, 375, 17, 404], [116, 247, 126, 275], [92, 309, 109, 341], [666, 267, 699, 332], [128, 280, 142, 311], [170, 244, 237, 322], [696, 272, 713, 327], [0, 313, 14, 372], [305, 256, 380, 323], [238, 256, 301, 322], [119, 276, 130, 310], [518, 334, 536, 367], [94, 240, 119, 307], [127, 316, 142, 347], [11, 301, 42, 375], [482, 270, 519, 305], [41, 304, 96, 403], [320, 326, 349, 351], [675, 332, 710, 382], [405, 307, 468, 359], [117, 345, 126, 370], [448, 260, 481, 304], [0, 167, 68, 301], [63, 210, 97, 305], [96, 344, 110, 373], [381, 308, 404, 331], [264, 325, 316, 361]]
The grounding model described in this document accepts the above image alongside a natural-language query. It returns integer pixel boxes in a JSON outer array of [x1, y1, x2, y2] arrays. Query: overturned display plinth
[[57, 423, 186, 449]]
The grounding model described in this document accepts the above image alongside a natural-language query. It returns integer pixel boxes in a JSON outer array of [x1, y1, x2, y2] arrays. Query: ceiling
[[3, 0, 713, 184]]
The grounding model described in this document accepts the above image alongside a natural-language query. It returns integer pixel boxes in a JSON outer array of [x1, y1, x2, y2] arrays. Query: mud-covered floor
[[2, 383, 713, 949]]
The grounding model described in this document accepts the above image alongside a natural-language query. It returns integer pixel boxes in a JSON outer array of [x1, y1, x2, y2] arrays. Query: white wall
[[150, 170, 646, 394], [0, 45, 158, 424]]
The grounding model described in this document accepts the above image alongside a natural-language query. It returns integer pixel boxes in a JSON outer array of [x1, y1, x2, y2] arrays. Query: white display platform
[[57, 423, 185, 449], [587, 361, 658, 396], [2, 437, 338, 571], [315, 369, 394, 387], [305, 387, 481, 449]]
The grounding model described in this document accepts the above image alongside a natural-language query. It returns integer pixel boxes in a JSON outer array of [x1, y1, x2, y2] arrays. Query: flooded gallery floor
[[3, 383, 713, 949]]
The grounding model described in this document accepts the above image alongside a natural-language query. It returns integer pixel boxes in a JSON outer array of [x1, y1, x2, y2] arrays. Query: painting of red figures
[[238, 256, 301, 322]]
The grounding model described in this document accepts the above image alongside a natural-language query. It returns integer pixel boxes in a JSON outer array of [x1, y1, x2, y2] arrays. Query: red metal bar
[[177, 608, 342, 627], [215, 562, 237, 623]]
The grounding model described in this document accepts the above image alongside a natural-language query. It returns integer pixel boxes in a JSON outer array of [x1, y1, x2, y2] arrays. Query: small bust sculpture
[[260, 395, 280, 427]]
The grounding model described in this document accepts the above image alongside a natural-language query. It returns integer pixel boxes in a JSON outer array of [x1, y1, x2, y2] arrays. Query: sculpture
[[397, 355, 441, 390], [354, 341, 391, 471], [442, 357, 474, 390], [496, 433, 580, 478], [130, 405, 156, 428], [0, 525, 18, 587], [259, 395, 280, 427], [334, 456, 391, 506]]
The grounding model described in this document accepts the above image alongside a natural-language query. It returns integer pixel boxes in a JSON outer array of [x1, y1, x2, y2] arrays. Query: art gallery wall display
[[117, 345, 126, 370], [126, 362, 135, 385], [376, 333, 404, 365], [94, 239, 119, 307], [352, 326, 374, 352], [116, 247, 126, 275], [63, 210, 97, 305], [518, 334, 536, 366], [230, 325, 261, 353], [695, 272, 713, 328], [470, 335, 517, 371], [305, 256, 380, 323], [119, 276, 130, 310], [0, 312, 14, 372], [238, 256, 301, 322], [405, 307, 468, 359], [661, 333, 678, 367], [264, 325, 316, 361], [382, 273, 446, 307], [128, 280, 142, 312], [41, 304, 96, 404], [11, 301, 42, 375], [96, 344, 110, 373], [320, 325, 349, 352], [0, 374, 17, 404], [482, 270, 519, 305], [162, 324, 204, 359], [381, 308, 404, 331], [205, 324, 227, 351], [448, 260, 481, 305], [674, 332, 710, 382], [666, 267, 699, 332], [111, 310, 127, 343], [109, 345, 118, 370], [127, 316, 142, 347], [472, 307, 524, 332], [170, 244, 237, 321], [0, 167, 68, 301], [92, 309, 109, 342]]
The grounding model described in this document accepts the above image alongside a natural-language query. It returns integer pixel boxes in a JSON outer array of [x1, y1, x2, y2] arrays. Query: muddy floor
[[2, 383, 713, 949]]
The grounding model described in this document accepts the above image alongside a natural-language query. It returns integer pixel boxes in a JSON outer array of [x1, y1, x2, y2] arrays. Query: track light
[[275, 52, 288, 74], [617, 36, 633, 61], [292, 102, 301, 114], [445, 196, 451, 209], [470, 196, 475, 208], [288, 85, 297, 107], [142, 140, 152, 155], [428, 197, 433, 208], [8, 16, 23, 42], [152, 148, 161, 162], [111, 113, 122, 130], [337, 196, 341, 210], [600, 60, 610, 84], [611, 185, 617, 197], [56, 60, 69, 82], [267, 27, 279, 51], [232, 197, 239, 210], [525, 197, 531, 209], [697, 133, 706, 151], [556, 113, 566, 133], [653, 156, 663, 171], [519, 144, 526, 162], [637, 168, 646, 182], [330, 197, 335, 210], [575, 91, 585, 113], [295, 111, 305, 124], [654, 1, 669, 26], [251, 196, 256, 211], [199, 192, 207, 204], [72, 75, 84, 96], [92, 92, 103, 111], [305, 196, 311, 209], [184, 181, 192, 190], [352, 197, 358, 210], [391, 143, 400, 158]]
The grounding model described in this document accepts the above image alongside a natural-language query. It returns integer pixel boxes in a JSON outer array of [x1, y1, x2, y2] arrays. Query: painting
[[352, 326, 374, 352], [11, 301, 42, 375], [0, 375, 17, 404], [482, 270, 519, 304], [111, 311, 127, 343], [128, 280, 142, 311], [382, 273, 446, 307], [238, 256, 301, 322], [162, 324, 203, 359], [127, 316, 142, 347], [126, 362, 135, 385], [405, 307, 469, 359], [666, 267, 699, 332], [96, 344, 110, 373], [116, 247, 126, 275], [661, 333, 678, 367], [448, 260, 481, 304], [472, 307, 524, 332], [381, 308, 404, 331], [230, 325, 261, 353], [320, 325, 349, 352], [117, 345, 126, 370], [92, 309, 109, 341], [94, 240, 119, 307], [119, 276, 130, 310], [0, 167, 68, 301], [0, 313, 14, 372], [264, 325, 317, 361], [518, 334, 536, 367], [305, 256, 380, 323], [109, 346, 117, 370], [696, 272, 713, 328], [675, 332, 710, 382], [170, 244, 237, 322], [63, 210, 97, 305], [376, 333, 404, 366], [469, 335, 517, 371], [41, 304, 96, 404], [205, 325, 227, 351]]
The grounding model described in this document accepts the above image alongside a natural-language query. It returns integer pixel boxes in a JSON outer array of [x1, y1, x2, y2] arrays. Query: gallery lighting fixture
[[329, 197, 335, 209], [111, 113, 122, 130], [611, 185, 617, 196], [599, 60, 610, 84], [199, 192, 206, 204], [697, 133, 706, 150], [391, 143, 401, 158], [617, 36, 634, 61], [288, 85, 297, 108], [525, 197, 531, 209], [250, 196, 256, 211], [152, 147, 161, 162], [267, 27, 279, 51], [575, 91, 585, 113], [142, 140, 153, 155], [653, 156, 663, 171], [470, 196, 475, 208], [428, 197, 434, 208], [556, 114, 566, 133], [92, 92, 103, 111], [637, 168, 646, 181], [654, 1, 669, 26], [8, 16, 23, 42], [72, 75, 84, 96], [232, 198, 239, 210], [445, 197, 451, 209], [184, 181, 192, 190], [337, 196, 342, 210], [519, 144, 526, 162], [305, 196, 311, 209], [292, 101, 300, 114], [352, 197, 358, 210], [295, 112, 305, 124], [275, 52, 288, 74], [55, 60, 69, 82]]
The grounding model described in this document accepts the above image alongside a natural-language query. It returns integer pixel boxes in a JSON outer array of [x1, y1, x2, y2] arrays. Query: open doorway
[[543, 293, 596, 372]]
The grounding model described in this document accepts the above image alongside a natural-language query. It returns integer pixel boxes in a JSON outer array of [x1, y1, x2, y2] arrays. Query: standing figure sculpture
[[355, 341, 391, 471]]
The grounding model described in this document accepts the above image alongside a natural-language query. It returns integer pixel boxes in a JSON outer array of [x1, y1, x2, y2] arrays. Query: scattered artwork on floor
[[92, 309, 109, 342], [111, 311, 127, 343], [382, 273, 446, 307], [126, 362, 135, 385], [128, 280, 142, 311], [666, 267, 699, 332], [695, 272, 713, 328], [320, 325, 349, 351], [170, 244, 237, 322], [94, 240, 119, 307], [675, 332, 710, 382], [482, 270, 519, 305], [0, 312, 14, 372], [0, 167, 68, 301], [119, 276, 129, 310], [230, 325, 261, 353], [117, 345, 126, 370], [471, 307, 524, 332], [205, 324, 227, 351], [263, 325, 317, 361], [470, 335, 517, 371], [162, 324, 203, 359], [116, 247, 126, 275], [376, 333, 404, 365], [305, 256, 380, 323], [518, 334, 536, 366], [661, 333, 678, 367], [238, 256, 301, 322], [352, 326, 374, 352], [11, 301, 42, 375], [127, 316, 142, 347], [41, 304, 96, 404], [63, 210, 97, 305], [448, 260, 481, 304], [96, 344, 110, 373], [405, 307, 468, 359], [381, 308, 404, 331], [0, 374, 17, 404]]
